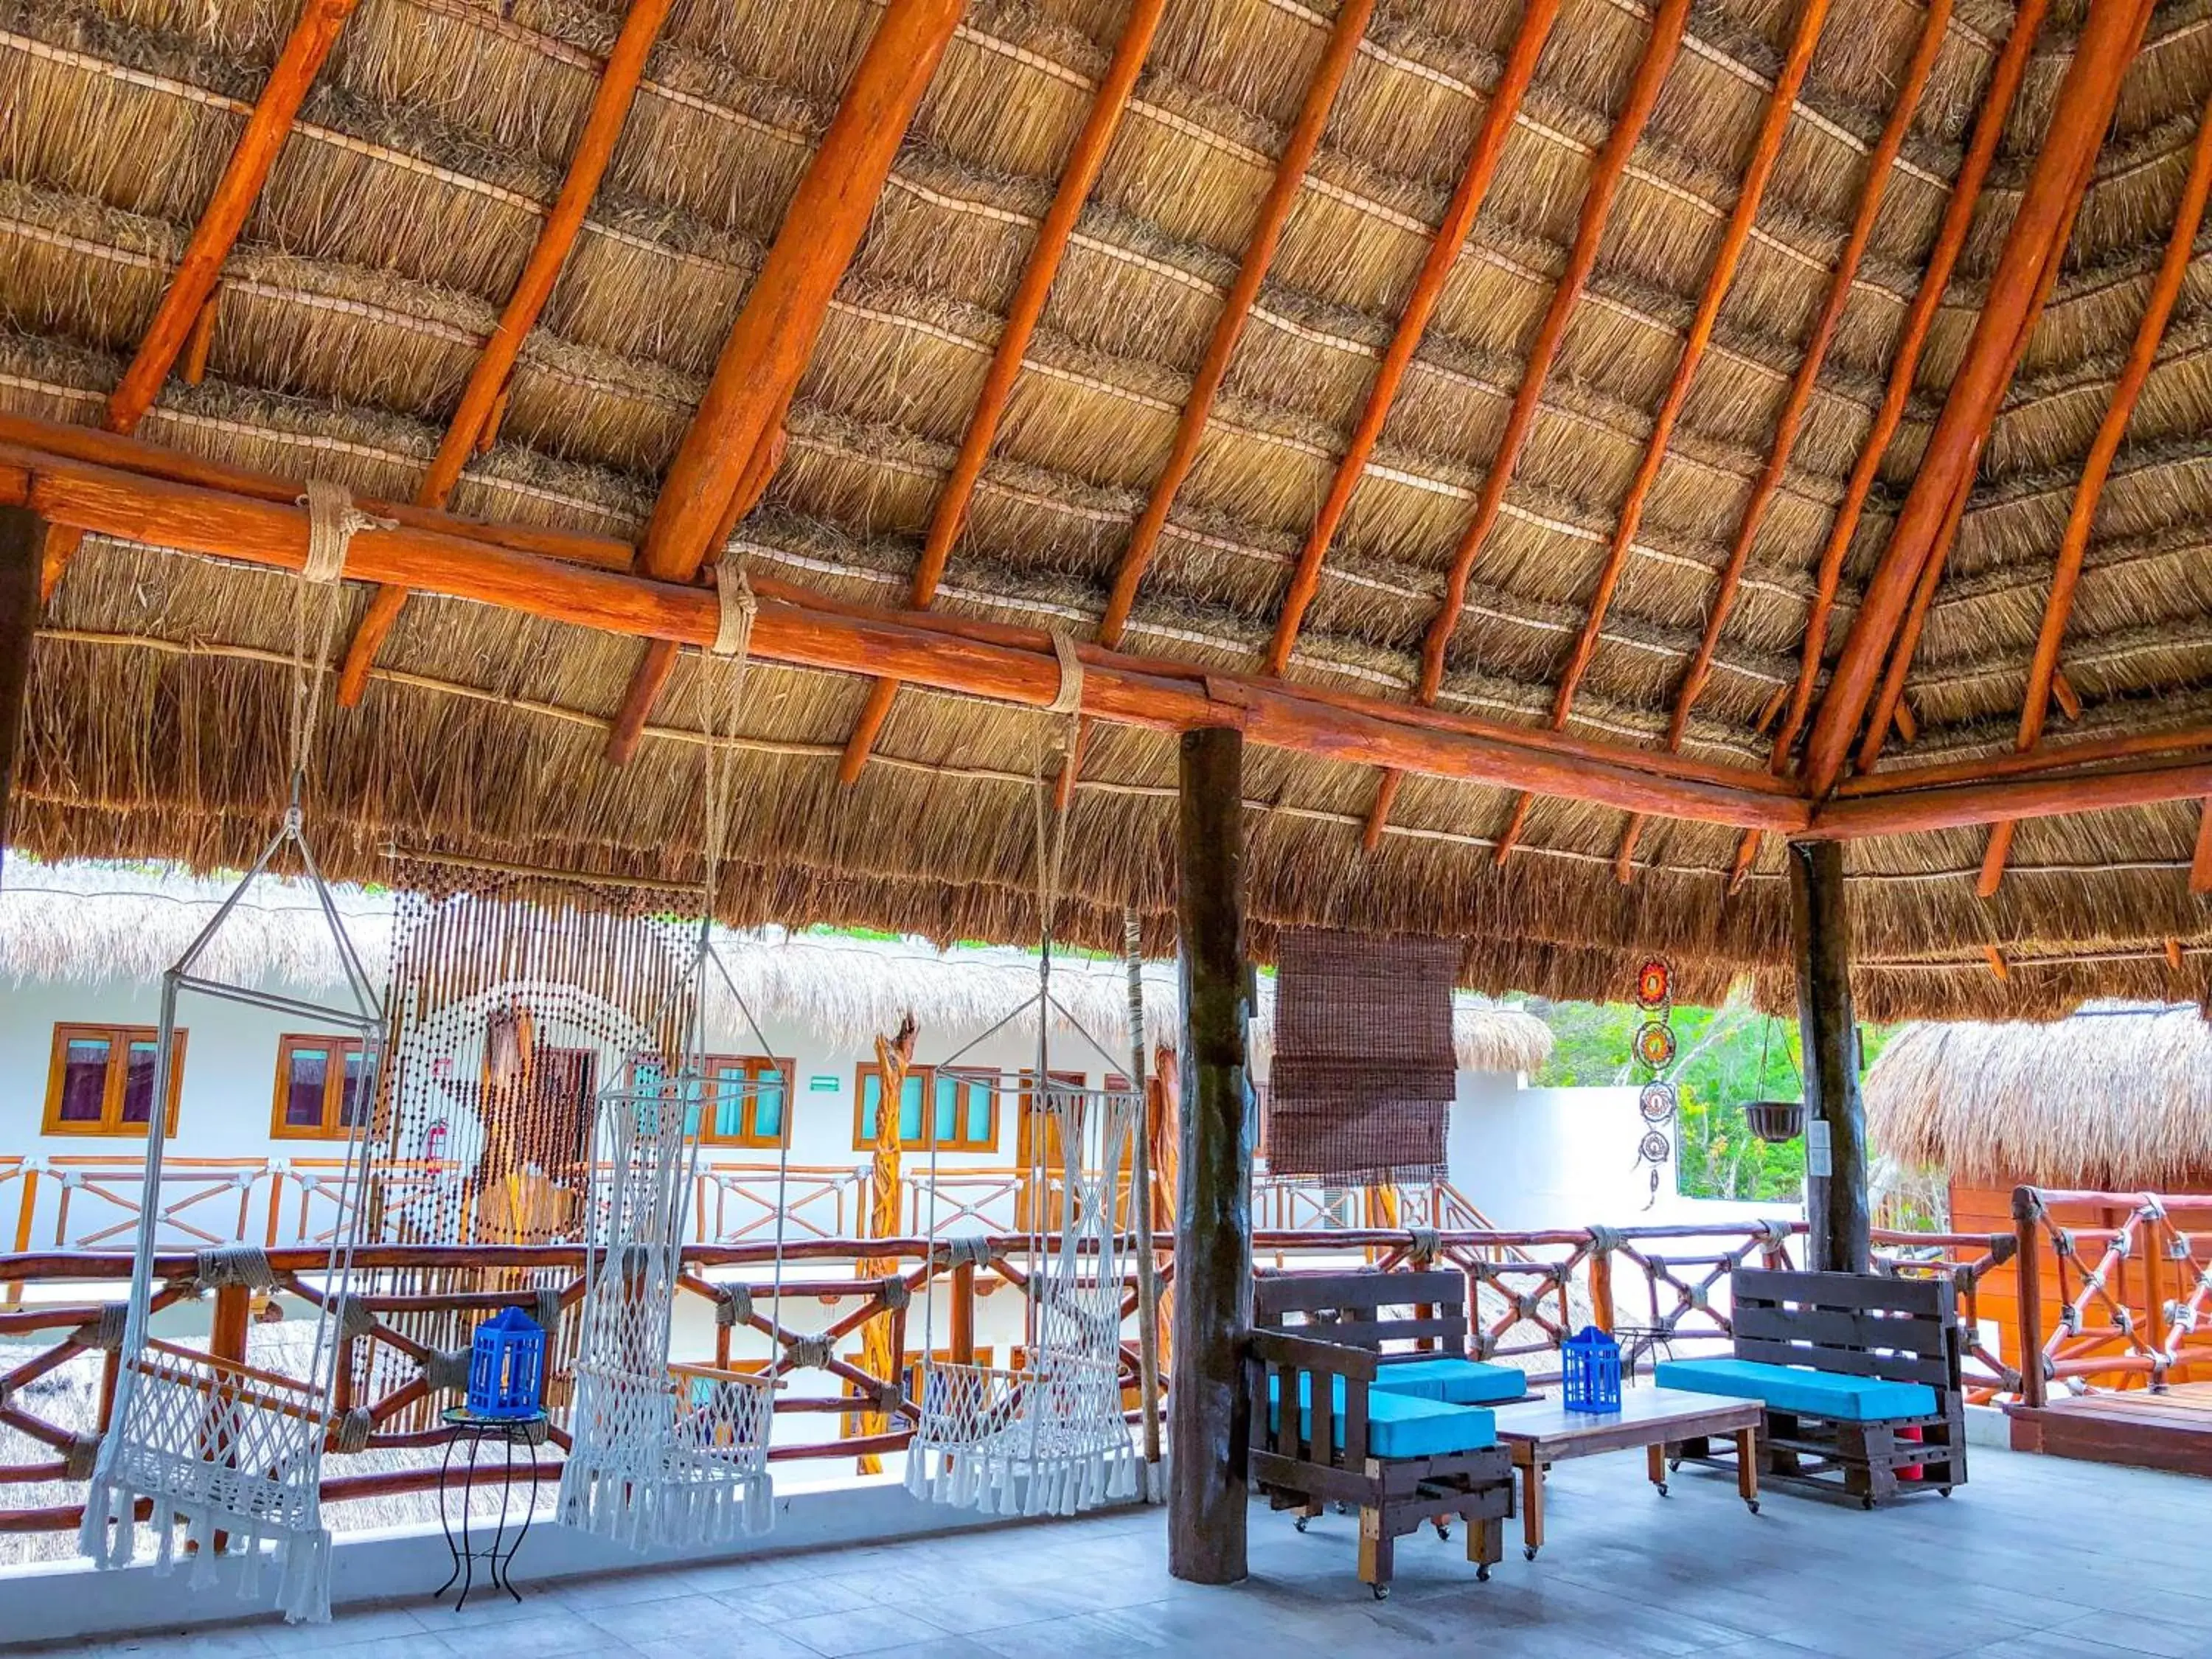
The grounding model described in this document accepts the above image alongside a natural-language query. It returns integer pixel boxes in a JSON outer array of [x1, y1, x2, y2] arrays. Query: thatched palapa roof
[[6, 0, 2212, 1017], [1865, 1002, 2212, 1186], [0, 862, 1557, 1072]]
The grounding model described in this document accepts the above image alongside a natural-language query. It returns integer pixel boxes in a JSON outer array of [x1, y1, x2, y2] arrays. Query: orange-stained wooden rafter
[[1503, 0, 1832, 872], [1976, 83, 2212, 897], [1094, 0, 1378, 653], [21, 417, 2212, 843], [1763, 0, 2054, 779], [1364, 0, 1693, 854], [333, 0, 678, 711], [1799, 0, 2152, 797], [602, 0, 967, 765], [40, 0, 362, 598], [1263, 0, 1565, 680], [0, 419, 1823, 833], [836, 0, 1169, 787]]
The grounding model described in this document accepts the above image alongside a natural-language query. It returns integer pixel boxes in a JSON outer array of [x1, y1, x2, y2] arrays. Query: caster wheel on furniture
[[1669, 1458, 1681, 1472], [1294, 1516, 1309, 1533], [1938, 1486, 1952, 1498], [1371, 1584, 1391, 1601], [1861, 1495, 1876, 1511], [1476, 1565, 1491, 1582], [1655, 1483, 1668, 1498], [1523, 1545, 1539, 1562], [1746, 1500, 1760, 1515], [1435, 1525, 1451, 1542]]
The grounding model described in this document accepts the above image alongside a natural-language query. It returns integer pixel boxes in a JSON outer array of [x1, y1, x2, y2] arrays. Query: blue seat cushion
[[1655, 1357, 1938, 1422], [1372, 1356, 1526, 1406], [1265, 1374, 1497, 1458]]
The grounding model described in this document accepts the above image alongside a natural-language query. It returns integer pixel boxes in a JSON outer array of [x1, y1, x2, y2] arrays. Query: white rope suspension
[[80, 478, 386, 1624]]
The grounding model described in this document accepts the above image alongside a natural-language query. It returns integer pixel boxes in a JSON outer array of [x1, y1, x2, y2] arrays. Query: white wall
[[1446, 1076, 1803, 1233]]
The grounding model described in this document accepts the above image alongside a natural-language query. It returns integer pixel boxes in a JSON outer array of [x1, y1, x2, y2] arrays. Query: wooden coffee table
[[1491, 1386, 1763, 1558]]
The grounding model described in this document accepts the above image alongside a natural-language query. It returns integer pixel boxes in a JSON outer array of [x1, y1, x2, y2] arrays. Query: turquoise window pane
[[860, 1072, 882, 1141], [712, 1065, 746, 1139], [933, 1074, 958, 1144], [755, 1070, 785, 1139], [897, 1074, 925, 1141], [964, 1082, 992, 1147]]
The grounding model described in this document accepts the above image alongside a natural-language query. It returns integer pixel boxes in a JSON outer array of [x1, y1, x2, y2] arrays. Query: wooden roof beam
[[333, 0, 678, 710], [1365, 0, 1691, 854], [1764, 0, 2052, 779], [1263, 0, 1563, 679], [1978, 84, 2212, 896], [1804, 754, 2212, 840], [40, 0, 361, 597], [836, 0, 1167, 787], [0, 433, 1811, 834], [1800, 0, 2152, 797], [1615, 0, 1951, 880], [1093, 0, 1377, 653], [1506, 0, 1831, 872], [603, 0, 965, 764]]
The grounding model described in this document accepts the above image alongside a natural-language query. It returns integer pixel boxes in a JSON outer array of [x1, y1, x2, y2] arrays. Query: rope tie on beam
[[296, 479, 391, 585], [332, 1407, 375, 1455], [712, 556, 758, 661], [942, 1235, 995, 1268], [1404, 1227, 1440, 1266], [786, 1334, 835, 1371], [535, 1287, 564, 1333], [422, 1347, 472, 1394], [714, 1282, 754, 1327], [331, 1293, 376, 1343], [63, 1433, 102, 1483], [877, 1275, 912, 1312], [1047, 630, 1084, 717], [1759, 1217, 1795, 1249], [78, 1301, 130, 1352], [192, 1245, 274, 1293], [1586, 1225, 1627, 1254]]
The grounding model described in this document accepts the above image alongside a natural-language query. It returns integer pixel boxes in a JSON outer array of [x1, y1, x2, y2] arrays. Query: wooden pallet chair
[[1655, 1268, 1966, 1508], [1247, 1270, 1517, 1599]]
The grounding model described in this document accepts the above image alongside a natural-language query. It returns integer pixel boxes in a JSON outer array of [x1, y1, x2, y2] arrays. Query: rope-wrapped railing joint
[[330, 1293, 376, 1344], [941, 1235, 995, 1269], [785, 1335, 834, 1372], [192, 1245, 274, 1293], [422, 1348, 472, 1394], [76, 1301, 129, 1352], [877, 1275, 911, 1312], [1586, 1224, 1627, 1254], [62, 1433, 102, 1483], [715, 1283, 755, 1328], [332, 1407, 375, 1455]]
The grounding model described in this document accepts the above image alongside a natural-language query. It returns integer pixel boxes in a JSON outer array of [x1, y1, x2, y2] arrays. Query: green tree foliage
[[1528, 998, 1898, 1203]]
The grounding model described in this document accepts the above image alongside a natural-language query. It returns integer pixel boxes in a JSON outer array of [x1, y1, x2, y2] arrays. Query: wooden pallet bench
[[1245, 1270, 1521, 1598], [1655, 1267, 1967, 1508]]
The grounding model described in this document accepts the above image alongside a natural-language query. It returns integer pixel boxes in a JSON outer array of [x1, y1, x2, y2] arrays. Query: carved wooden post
[[858, 1018, 917, 1474], [1169, 726, 1253, 1585], [1789, 841, 1868, 1274], [0, 506, 39, 862]]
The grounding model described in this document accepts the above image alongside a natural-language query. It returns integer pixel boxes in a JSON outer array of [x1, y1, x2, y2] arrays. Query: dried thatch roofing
[[7, 0, 2212, 1018], [0, 860, 1557, 1072], [1865, 1002, 2212, 1186]]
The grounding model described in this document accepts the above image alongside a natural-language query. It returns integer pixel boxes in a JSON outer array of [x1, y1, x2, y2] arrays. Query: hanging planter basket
[[1742, 1099, 1806, 1144]]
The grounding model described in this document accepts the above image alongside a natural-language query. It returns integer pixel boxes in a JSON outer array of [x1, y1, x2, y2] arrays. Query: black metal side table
[[434, 1406, 549, 1610]]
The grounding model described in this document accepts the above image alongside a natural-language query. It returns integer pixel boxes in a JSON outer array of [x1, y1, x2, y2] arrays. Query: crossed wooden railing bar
[[2012, 1186, 2212, 1405], [0, 1215, 2012, 1540]]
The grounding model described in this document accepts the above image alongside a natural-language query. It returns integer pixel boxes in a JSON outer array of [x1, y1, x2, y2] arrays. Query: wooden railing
[[2011, 1186, 2212, 1405]]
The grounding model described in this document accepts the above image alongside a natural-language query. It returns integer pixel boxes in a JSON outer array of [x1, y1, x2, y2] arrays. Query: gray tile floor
[[57, 1447, 2212, 1659]]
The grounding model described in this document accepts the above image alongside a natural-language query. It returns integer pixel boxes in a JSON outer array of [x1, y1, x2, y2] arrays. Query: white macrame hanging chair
[[558, 560, 787, 1547], [77, 482, 389, 1624], [905, 704, 1140, 1516]]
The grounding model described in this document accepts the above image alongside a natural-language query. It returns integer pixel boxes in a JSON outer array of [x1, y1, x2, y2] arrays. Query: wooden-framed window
[[43, 1024, 185, 1137], [687, 1055, 796, 1149], [271, 1034, 371, 1140], [852, 1064, 998, 1152]]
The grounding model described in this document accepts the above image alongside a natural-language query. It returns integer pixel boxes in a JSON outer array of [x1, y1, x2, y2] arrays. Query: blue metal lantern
[[467, 1306, 546, 1419], [1562, 1325, 1622, 1414]]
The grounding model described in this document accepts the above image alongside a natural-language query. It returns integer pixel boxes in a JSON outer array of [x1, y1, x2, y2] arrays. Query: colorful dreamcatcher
[[1629, 957, 1675, 1207]]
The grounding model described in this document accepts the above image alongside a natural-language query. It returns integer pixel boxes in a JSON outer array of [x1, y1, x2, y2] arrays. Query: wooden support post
[[1790, 841, 1867, 1274], [1589, 1242, 1616, 1337], [1170, 725, 1253, 1585], [0, 506, 38, 858], [950, 1258, 976, 1366], [2013, 1186, 2046, 1408]]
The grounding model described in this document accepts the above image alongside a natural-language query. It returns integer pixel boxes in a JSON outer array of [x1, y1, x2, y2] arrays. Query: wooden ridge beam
[[838, 0, 1166, 787], [1841, 723, 2212, 796], [603, 0, 964, 764], [1801, 0, 2151, 797], [0, 427, 1810, 833], [1508, 0, 1830, 872], [1978, 83, 2212, 896], [1095, 0, 1376, 652], [1763, 0, 2051, 778], [1366, 0, 1692, 853], [334, 0, 678, 710], [41, 0, 361, 597], [1803, 754, 2212, 841], [1263, 0, 1562, 679]]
